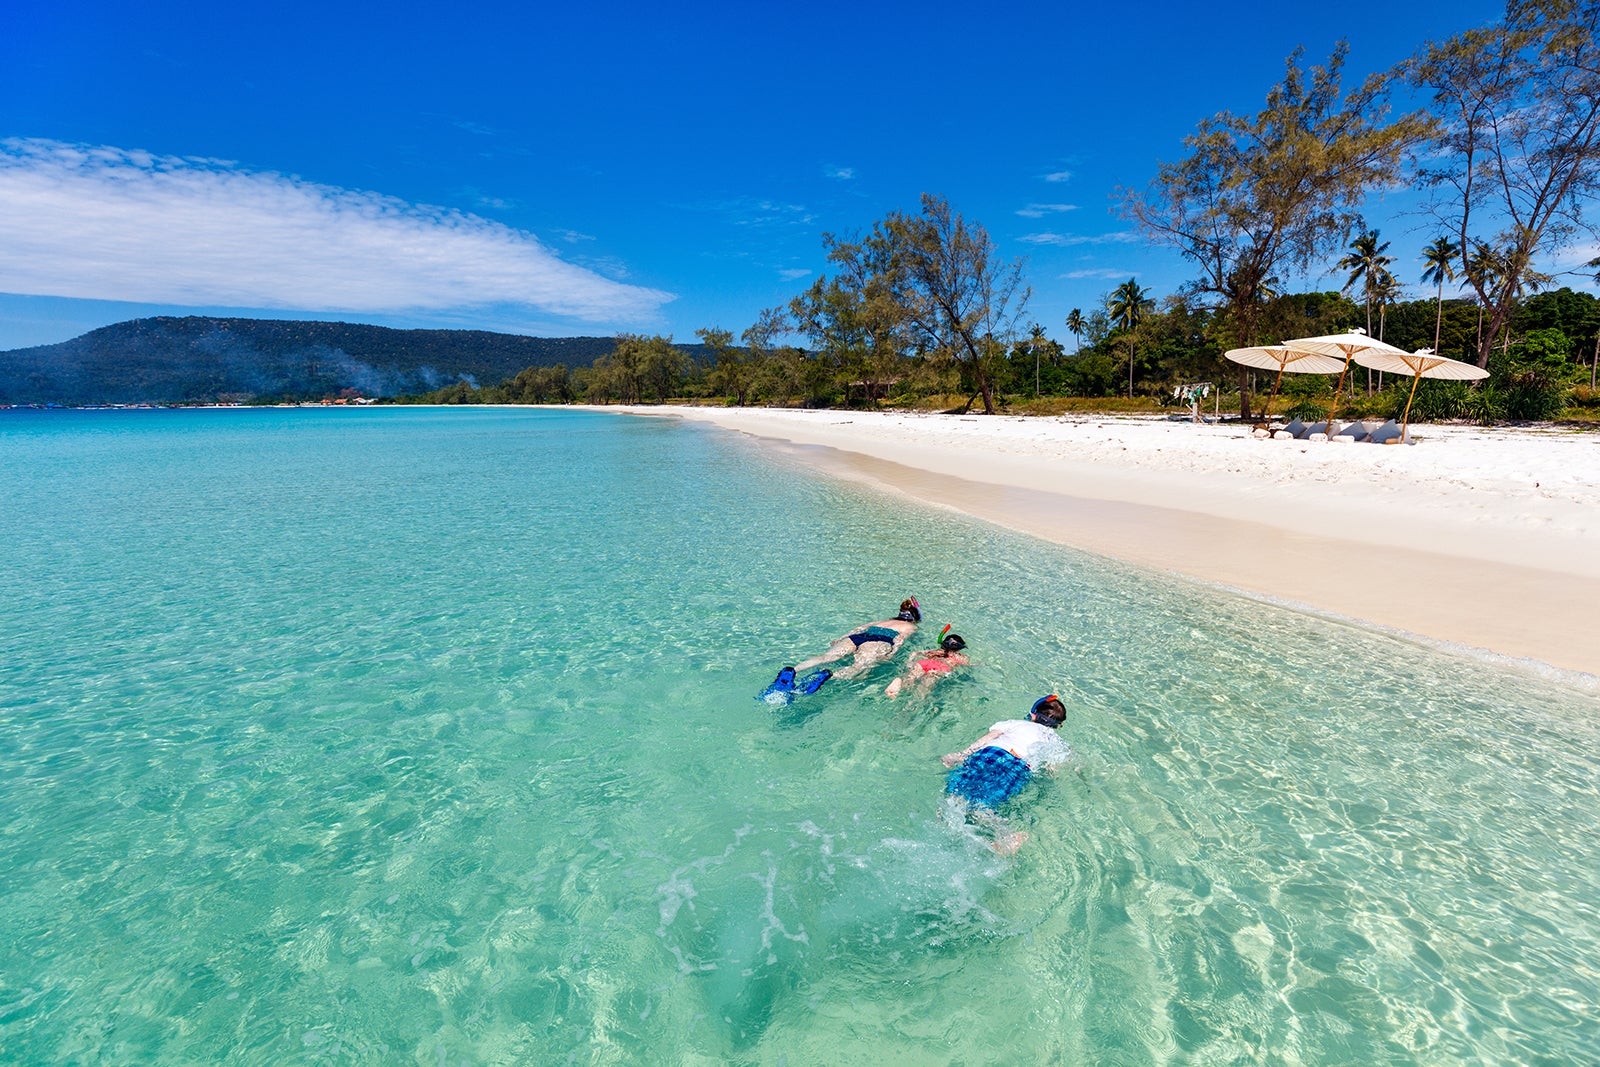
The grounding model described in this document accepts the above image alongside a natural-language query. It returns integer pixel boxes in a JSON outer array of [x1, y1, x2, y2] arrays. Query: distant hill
[[0, 317, 620, 405]]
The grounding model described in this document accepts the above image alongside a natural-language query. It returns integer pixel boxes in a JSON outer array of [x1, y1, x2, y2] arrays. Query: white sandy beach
[[601, 405, 1600, 679]]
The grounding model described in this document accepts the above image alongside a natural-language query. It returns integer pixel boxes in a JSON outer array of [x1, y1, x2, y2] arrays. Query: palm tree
[[1028, 323, 1047, 397], [1064, 308, 1086, 355], [1337, 230, 1394, 393], [1371, 270, 1403, 390], [1464, 241, 1500, 357], [1372, 270, 1401, 342], [1106, 280, 1154, 398], [1420, 236, 1459, 354], [1337, 229, 1394, 336]]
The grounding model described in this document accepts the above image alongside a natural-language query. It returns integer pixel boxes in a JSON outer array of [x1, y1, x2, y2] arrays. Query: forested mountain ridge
[[0, 317, 618, 405]]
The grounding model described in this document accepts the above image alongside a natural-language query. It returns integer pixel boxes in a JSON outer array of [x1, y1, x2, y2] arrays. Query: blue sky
[[1, 0, 1523, 351]]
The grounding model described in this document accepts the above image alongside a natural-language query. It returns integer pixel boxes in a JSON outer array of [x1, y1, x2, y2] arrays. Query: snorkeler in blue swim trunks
[[941, 694, 1072, 854], [761, 598, 921, 702]]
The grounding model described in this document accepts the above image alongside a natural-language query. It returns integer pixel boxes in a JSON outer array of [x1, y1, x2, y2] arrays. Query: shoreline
[[594, 405, 1600, 681]]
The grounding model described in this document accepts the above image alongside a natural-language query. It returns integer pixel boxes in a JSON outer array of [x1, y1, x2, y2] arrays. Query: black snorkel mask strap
[[1029, 695, 1063, 725]]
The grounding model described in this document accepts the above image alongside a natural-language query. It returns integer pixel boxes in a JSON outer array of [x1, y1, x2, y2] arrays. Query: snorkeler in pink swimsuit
[[884, 631, 968, 699]]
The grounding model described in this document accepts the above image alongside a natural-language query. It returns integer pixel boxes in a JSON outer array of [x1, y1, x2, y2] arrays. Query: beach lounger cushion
[[1334, 421, 1369, 441], [1367, 420, 1403, 445]]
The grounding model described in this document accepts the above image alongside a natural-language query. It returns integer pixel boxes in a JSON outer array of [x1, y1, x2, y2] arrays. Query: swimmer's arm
[[1037, 747, 1074, 775], [941, 729, 1002, 768]]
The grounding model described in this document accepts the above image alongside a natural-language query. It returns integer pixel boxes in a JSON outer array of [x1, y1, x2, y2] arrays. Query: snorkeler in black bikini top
[[760, 596, 921, 703]]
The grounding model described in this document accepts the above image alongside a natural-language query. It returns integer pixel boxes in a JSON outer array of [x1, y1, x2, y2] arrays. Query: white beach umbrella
[[1352, 347, 1489, 440], [1282, 328, 1412, 425], [1223, 345, 1348, 424]]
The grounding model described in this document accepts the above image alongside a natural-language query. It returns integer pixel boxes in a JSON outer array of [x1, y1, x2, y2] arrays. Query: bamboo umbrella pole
[[1400, 370, 1423, 442], [1326, 356, 1352, 428], [1263, 364, 1287, 425]]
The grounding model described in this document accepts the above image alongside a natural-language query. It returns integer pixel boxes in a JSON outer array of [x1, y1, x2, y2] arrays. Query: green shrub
[[1571, 384, 1599, 408], [1395, 379, 1469, 422], [1461, 384, 1504, 424], [1283, 399, 1327, 421], [1501, 382, 1569, 420], [1489, 329, 1576, 421], [1346, 391, 1398, 419], [1280, 374, 1331, 400]]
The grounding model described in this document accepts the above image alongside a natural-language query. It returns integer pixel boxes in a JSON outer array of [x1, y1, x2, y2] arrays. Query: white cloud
[[1554, 241, 1600, 268], [1061, 268, 1135, 280], [1019, 231, 1141, 247], [729, 199, 816, 226], [687, 195, 817, 228], [0, 138, 673, 323], [464, 187, 518, 211], [778, 267, 811, 281], [1015, 203, 1078, 219], [826, 166, 855, 180], [1042, 171, 1073, 183]]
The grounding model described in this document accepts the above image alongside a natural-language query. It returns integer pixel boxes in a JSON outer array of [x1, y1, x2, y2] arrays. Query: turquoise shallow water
[[2, 406, 1598, 1064]]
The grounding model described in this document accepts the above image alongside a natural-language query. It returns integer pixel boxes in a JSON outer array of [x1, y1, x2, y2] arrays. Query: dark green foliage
[[1460, 384, 1504, 424], [1372, 298, 1440, 353], [404, 363, 575, 406], [429, 381, 481, 405], [1260, 292, 1361, 345], [1395, 379, 1470, 422], [1489, 328, 1576, 421], [1283, 399, 1329, 421], [1513, 288, 1600, 341], [1057, 350, 1123, 398], [497, 365, 575, 404]]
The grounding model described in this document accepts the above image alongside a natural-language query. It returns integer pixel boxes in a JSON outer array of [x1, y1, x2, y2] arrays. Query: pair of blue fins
[[759, 666, 832, 706]]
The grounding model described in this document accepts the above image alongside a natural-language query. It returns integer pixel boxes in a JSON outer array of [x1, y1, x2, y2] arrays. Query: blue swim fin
[[760, 667, 797, 705], [800, 668, 832, 695]]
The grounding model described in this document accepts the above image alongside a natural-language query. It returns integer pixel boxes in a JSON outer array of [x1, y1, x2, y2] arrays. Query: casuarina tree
[[1119, 44, 1428, 416]]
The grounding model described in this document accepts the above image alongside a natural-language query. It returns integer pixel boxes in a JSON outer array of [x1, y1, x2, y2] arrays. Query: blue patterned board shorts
[[946, 747, 1032, 809]]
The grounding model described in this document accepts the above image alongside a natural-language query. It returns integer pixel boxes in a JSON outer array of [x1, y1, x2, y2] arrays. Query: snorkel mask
[[939, 626, 965, 653], [1028, 694, 1065, 726], [896, 597, 921, 623]]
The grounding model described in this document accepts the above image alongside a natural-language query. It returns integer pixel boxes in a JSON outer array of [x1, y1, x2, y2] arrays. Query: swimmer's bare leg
[[970, 809, 1029, 855], [887, 671, 937, 700], [795, 639, 854, 673], [992, 831, 1030, 856], [832, 646, 891, 680]]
